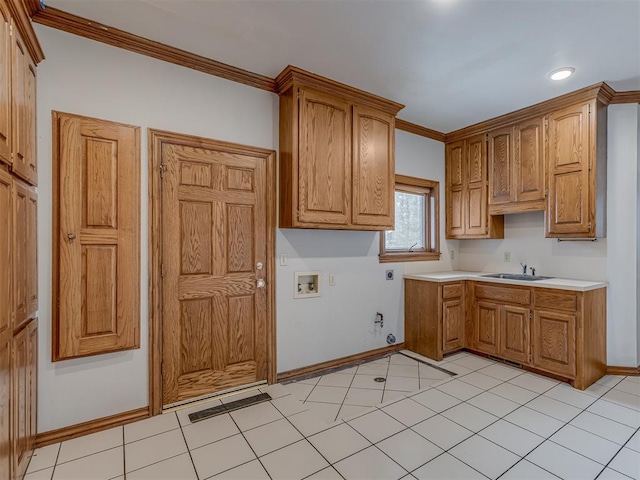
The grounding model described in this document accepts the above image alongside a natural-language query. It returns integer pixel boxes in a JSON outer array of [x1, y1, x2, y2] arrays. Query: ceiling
[[47, 0, 640, 133]]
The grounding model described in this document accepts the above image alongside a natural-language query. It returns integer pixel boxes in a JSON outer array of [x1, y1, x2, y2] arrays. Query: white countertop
[[403, 271, 606, 292]]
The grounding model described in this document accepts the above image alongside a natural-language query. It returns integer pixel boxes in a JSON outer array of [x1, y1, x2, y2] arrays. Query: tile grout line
[[122, 426, 127, 480], [595, 422, 640, 479], [174, 412, 200, 480]]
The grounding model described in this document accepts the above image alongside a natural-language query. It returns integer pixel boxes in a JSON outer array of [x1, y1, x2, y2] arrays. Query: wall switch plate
[[504, 252, 511, 262], [280, 254, 288, 266], [450, 250, 455, 260], [386, 270, 394, 281], [329, 273, 336, 286]]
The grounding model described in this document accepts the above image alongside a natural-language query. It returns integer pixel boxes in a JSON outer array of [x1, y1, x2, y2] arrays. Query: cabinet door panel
[[488, 127, 513, 205], [0, 169, 11, 337], [533, 310, 575, 377], [11, 27, 27, 181], [0, 2, 10, 165], [465, 135, 487, 235], [0, 332, 10, 480], [298, 88, 351, 225], [514, 118, 544, 203], [501, 306, 530, 364], [443, 299, 464, 353], [547, 102, 591, 235], [474, 301, 499, 355], [445, 141, 465, 237], [352, 106, 394, 228], [13, 179, 28, 329]]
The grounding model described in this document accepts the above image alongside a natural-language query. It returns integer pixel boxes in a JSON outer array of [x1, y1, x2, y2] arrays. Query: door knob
[[257, 279, 266, 288], [256, 262, 264, 270], [67, 233, 76, 241]]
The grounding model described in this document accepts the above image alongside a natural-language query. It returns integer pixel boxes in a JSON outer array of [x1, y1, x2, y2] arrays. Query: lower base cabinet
[[405, 278, 606, 390], [0, 331, 11, 479]]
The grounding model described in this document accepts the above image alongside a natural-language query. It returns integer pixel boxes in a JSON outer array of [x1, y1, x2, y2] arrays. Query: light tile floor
[[26, 351, 640, 480]]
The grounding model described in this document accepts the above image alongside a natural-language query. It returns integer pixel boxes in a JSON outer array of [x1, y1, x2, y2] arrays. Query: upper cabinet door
[[445, 140, 465, 237], [0, 2, 10, 166], [514, 117, 544, 203], [465, 134, 488, 236], [352, 105, 394, 228], [546, 102, 591, 236], [0, 169, 11, 338], [298, 88, 351, 225], [488, 127, 514, 205]]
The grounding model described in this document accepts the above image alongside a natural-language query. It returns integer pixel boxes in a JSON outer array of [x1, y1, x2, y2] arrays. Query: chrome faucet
[[520, 263, 527, 275], [530, 266, 536, 276]]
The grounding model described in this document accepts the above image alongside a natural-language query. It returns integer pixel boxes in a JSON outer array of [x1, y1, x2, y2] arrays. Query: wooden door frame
[[148, 129, 277, 416]]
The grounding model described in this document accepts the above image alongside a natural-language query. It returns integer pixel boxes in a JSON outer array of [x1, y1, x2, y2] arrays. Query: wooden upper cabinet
[[276, 66, 403, 230], [297, 88, 351, 226], [488, 117, 544, 215], [445, 135, 503, 239], [546, 100, 606, 238], [352, 105, 394, 228], [0, 2, 10, 166], [53, 112, 140, 361], [0, 169, 11, 338]]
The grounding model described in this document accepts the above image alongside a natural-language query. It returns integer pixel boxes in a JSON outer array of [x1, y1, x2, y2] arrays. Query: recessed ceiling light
[[548, 67, 575, 81]]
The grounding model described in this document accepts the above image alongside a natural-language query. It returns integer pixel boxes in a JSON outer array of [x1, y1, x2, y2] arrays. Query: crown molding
[[445, 82, 615, 142], [610, 90, 640, 104], [7, 0, 44, 62], [275, 65, 404, 115], [395, 119, 445, 142], [32, 6, 276, 92]]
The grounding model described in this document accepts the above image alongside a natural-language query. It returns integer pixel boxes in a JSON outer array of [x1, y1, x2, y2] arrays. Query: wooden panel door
[[488, 127, 513, 205], [13, 178, 28, 330], [298, 87, 351, 225], [23, 58, 36, 185], [500, 305, 530, 364], [474, 301, 499, 355], [445, 140, 465, 237], [352, 105, 394, 228], [26, 186, 36, 319], [465, 135, 487, 235], [0, 330, 9, 480], [533, 310, 576, 377], [443, 298, 464, 353], [0, 168, 11, 336], [54, 113, 140, 360], [161, 140, 271, 406], [547, 102, 591, 236], [514, 117, 544, 203], [12, 319, 35, 480], [10, 27, 27, 182], [0, 2, 10, 166]]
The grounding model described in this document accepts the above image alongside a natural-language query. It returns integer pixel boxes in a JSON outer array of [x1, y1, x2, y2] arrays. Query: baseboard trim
[[35, 407, 150, 448], [277, 344, 405, 382], [606, 365, 640, 376]]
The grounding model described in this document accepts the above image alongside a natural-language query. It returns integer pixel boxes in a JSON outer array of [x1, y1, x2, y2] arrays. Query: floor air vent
[[188, 392, 272, 423]]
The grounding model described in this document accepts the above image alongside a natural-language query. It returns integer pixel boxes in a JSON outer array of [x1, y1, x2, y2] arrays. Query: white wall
[[458, 104, 640, 367], [35, 26, 452, 431]]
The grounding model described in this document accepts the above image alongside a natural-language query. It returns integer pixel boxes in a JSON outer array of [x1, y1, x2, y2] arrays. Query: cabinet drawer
[[442, 283, 463, 299], [534, 290, 577, 312], [474, 284, 530, 305]]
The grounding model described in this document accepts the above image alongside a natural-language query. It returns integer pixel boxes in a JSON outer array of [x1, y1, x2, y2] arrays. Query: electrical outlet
[[450, 250, 455, 260], [280, 254, 288, 266], [504, 251, 511, 262], [385, 270, 394, 281], [329, 273, 336, 286]]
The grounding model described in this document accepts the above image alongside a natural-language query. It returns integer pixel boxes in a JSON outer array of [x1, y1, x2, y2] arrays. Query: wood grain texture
[[474, 283, 531, 305], [277, 344, 404, 382], [501, 305, 530, 364], [297, 88, 351, 225], [395, 118, 445, 142], [352, 105, 394, 228], [609, 91, 640, 104], [533, 309, 576, 378], [534, 290, 577, 312], [52, 111, 140, 361], [575, 288, 606, 389], [0, 168, 11, 339], [149, 130, 275, 408], [488, 126, 513, 205], [443, 298, 464, 353], [404, 279, 441, 361], [445, 141, 464, 237], [33, 6, 274, 92], [0, 326, 10, 480], [35, 407, 149, 448], [10, 28, 26, 180], [12, 178, 29, 330], [474, 301, 500, 355], [5, 0, 43, 64], [514, 117, 544, 203], [0, 1, 10, 166], [606, 366, 639, 376]]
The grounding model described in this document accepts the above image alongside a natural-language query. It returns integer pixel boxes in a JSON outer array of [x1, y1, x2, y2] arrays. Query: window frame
[[379, 174, 441, 263]]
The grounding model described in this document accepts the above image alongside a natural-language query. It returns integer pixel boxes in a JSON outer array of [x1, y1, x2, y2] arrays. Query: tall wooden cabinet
[[276, 66, 403, 230], [0, 0, 42, 477], [445, 135, 504, 239]]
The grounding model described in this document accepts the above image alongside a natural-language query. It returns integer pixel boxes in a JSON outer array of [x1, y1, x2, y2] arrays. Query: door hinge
[[587, 222, 592, 230], [529, 353, 533, 363], [529, 311, 532, 320], [159, 163, 167, 178], [9, 24, 12, 37]]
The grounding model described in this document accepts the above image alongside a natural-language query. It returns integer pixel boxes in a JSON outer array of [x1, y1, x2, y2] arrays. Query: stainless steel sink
[[480, 273, 555, 281]]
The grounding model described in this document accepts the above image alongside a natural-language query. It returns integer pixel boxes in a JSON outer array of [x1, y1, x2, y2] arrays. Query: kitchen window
[[379, 174, 440, 262]]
